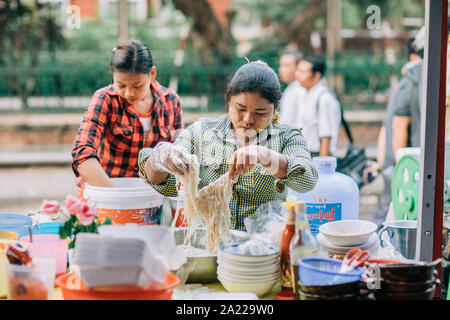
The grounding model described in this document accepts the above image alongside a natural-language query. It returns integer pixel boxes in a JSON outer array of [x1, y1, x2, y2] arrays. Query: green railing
[[0, 50, 405, 112]]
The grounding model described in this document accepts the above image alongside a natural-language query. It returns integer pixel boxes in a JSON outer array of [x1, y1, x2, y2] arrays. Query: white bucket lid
[[84, 178, 163, 210]]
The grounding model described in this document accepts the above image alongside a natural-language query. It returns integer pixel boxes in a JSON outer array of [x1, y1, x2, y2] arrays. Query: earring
[[271, 111, 279, 124]]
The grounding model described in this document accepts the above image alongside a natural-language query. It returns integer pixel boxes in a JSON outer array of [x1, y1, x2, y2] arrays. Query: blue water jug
[[0, 213, 33, 239], [288, 157, 359, 236]]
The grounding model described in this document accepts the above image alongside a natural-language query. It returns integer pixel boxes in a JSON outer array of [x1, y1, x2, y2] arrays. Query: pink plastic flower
[[40, 199, 60, 215], [77, 202, 97, 226], [65, 195, 83, 216]]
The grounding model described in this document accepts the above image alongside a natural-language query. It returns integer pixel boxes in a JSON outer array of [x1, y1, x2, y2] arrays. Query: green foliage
[[60, 215, 113, 250]]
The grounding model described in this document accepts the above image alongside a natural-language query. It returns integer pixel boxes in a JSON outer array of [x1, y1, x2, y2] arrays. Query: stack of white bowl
[[217, 241, 281, 297], [317, 220, 380, 258]]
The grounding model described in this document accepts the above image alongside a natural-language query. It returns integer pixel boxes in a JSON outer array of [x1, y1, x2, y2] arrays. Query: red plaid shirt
[[72, 81, 184, 185]]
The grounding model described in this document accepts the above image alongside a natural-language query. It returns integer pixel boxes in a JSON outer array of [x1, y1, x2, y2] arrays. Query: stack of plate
[[317, 232, 380, 258], [217, 241, 281, 297]]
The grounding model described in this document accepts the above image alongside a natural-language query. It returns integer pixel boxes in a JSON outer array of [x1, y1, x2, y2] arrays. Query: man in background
[[366, 27, 424, 227], [278, 50, 305, 126], [294, 53, 341, 157]]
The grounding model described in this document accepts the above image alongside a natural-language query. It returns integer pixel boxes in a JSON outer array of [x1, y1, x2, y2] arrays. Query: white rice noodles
[[171, 153, 236, 253]]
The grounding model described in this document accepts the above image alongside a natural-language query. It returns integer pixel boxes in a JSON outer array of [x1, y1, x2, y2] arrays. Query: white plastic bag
[[244, 200, 286, 248]]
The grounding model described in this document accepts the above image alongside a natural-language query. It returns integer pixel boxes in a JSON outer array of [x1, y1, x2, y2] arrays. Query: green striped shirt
[[138, 114, 318, 230]]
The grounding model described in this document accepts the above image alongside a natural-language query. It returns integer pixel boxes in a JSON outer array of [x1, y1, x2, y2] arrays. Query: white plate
[[319, 237, 380, 257], [317, 232, 378, 251], [318, 220, 378, 246]]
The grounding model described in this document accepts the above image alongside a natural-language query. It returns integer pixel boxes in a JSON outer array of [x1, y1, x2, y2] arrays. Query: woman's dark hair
[[301, 53, 326, 77], [225, 60, 282, 109], [110, 39, 153, 74], [407, 38, 424, 59]]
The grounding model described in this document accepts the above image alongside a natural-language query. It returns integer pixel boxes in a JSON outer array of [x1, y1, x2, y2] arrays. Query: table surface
[[51, 281, 281, 300]]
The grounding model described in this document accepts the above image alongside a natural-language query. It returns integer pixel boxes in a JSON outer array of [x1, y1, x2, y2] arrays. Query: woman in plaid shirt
[[139, 61, 317, 230], [72, 40, 184, 190]]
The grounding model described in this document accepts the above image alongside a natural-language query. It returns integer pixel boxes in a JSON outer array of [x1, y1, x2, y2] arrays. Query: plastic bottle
[[290, 201, 320, 300], [280, 196, 297, 293], [288, 156, 359, 236]]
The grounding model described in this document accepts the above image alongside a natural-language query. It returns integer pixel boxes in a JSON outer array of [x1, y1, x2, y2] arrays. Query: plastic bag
[[243, 200, 287, 248], [368, 239, 409, 262]]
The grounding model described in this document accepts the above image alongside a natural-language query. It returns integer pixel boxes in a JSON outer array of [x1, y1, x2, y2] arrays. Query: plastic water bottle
[[288, 156, 359, 236]]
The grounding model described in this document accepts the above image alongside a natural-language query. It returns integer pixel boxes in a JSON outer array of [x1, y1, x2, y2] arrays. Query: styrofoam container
[[74, 233, 169, 288], [78, 265, 153, 289], [318, 220, 378, 246]]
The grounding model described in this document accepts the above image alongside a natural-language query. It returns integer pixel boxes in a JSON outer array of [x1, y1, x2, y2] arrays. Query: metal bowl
[[173, 227, 249, 283]]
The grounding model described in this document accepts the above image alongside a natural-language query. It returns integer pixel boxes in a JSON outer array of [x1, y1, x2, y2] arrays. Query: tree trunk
[[172, 0, 235, 65], [279, 0, 327, 51]]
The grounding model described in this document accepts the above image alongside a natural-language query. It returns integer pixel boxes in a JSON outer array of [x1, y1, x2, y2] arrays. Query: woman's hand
[[228, 145, 287, 180], [148, 142, 190, 176], [228, 145, 261, 179]]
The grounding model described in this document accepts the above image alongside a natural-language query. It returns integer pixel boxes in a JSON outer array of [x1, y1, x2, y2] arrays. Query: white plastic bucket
[[83, 178, 164, 225]]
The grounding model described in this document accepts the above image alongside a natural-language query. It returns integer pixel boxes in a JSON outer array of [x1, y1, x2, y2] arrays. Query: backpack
[[316, 89, 368, 188]]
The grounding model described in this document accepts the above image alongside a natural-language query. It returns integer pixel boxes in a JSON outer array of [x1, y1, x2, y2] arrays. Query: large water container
[[288, 157, 359, 236]]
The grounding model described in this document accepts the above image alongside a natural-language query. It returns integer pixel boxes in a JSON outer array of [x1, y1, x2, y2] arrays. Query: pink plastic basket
[[20, 234, 68, 275]]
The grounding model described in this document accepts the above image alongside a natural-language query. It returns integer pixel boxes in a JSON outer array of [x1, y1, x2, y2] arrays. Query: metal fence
[[0, 50, 405, 112]]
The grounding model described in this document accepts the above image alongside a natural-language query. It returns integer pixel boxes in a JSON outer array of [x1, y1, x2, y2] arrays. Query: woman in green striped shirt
[[138, 60, 318, 230]]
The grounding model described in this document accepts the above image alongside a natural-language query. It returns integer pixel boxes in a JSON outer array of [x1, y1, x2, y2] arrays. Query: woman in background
[[72, 39, 184, 195]]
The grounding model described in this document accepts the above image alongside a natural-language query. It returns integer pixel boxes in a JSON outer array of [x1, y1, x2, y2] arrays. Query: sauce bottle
[[290, 201, 320, 300], [280, 196, 297, 293]]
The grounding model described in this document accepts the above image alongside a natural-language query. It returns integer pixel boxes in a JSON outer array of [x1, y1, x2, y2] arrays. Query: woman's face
[[228, 92, 275, 139], [112, 68, 155, 104]]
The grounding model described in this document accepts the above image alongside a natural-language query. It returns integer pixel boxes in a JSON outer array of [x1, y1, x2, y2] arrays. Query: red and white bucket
[[83, 178, 164, 225]]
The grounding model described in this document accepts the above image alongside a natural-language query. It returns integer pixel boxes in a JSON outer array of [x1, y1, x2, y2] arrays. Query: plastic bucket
[[0, 240, 28, 298], [32, 222, 64, 235], [83, 178, 164, 225], [0, 231, 18, 240], [55, 272, 180, 300], [20, 234, 68, 275], [0, 213, 32, 239]]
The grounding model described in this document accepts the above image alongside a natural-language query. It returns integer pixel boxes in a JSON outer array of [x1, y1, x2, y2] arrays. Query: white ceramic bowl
[[218, 274, 279, 297], [217, 258, 280, 274], [318, 220, 378, 246], [217, 265, 280, 279], [218, 271, 280, 284], [218, 243, 280, 264], [217, 254, 280, 266]]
